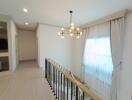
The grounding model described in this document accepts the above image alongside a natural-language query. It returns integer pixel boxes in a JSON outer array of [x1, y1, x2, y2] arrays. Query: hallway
[[0, 61, 56, 100]]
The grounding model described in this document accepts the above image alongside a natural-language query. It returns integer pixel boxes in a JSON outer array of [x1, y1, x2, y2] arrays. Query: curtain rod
[[81, 9, 129, 29]]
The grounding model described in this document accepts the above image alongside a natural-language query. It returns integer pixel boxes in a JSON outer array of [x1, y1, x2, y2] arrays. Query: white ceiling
[[0, 0, 132, 31]]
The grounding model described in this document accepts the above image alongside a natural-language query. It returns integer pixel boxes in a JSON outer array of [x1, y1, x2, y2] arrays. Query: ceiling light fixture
[[23, 8, 28, 13], [25, 22, 29, 25], [58, 11, 83, 39]]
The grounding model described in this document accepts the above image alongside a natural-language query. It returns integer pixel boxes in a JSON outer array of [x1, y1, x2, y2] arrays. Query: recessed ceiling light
[[23, 8, 28, 13], [25, 22, 29, 25]]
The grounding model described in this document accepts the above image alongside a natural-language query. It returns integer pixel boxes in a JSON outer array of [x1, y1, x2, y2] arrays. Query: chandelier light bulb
[[70, 33, 74, 37], [71, 26, 75, 30], [25, 22, 29, 25], [23, 8, 28, 13], [69, 29, 72, 33], [58, 32, 61, 36], [76, 27, 80, 31], [80, 32, 82, 35], [61, 28, 64, 31], [71, 23, 74, 26]]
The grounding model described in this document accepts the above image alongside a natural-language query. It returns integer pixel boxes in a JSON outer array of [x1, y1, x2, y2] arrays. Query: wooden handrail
[[47, 58, 101, 100]]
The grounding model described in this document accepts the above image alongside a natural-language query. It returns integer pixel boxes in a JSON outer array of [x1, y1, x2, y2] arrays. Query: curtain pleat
[[110, 18, 125, 100]]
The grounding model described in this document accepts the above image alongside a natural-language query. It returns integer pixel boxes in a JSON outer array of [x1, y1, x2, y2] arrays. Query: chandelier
[[58, 11, 83, 39]]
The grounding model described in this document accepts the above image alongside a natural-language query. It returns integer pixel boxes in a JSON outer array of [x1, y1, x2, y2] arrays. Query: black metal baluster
[[76, 86, 78, 100], [67, 79, 68, 100], [51, 64, 53, 89], [56, 69, 57, 99], [82, 92, 85, 100], [54, 68, 56, 95], [71, 82, 72, 100], [50, 64, 52, 87], [78, 89, 80, 100], [50, 63, 51, 87], [47, 61, 49, 83], [48, 62, 50, 85], [73, 84, 75, 97], [58, 71, 60, 100], [45, 59, 47, 78], [49, 63, 51, 87], [52, 67, 54, 89], [61, 73, 62, 100], [63, 75, 65, 100], [49, 62, 50, 85], [54, 67, 56, 96], [52, 66, 54, 92]]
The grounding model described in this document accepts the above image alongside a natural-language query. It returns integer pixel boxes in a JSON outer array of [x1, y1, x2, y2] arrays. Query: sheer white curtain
[[110, 18, 125, 100], [83, 22, 113, 100], [80, 29, 89, 82], [82, 18, 125, 100]]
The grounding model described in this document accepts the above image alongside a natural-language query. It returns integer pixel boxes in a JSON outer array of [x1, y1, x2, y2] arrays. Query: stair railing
[[45, 58, 101, 100]]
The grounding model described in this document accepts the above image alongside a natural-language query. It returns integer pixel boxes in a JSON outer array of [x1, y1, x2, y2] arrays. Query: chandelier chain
[[70, 11, 73, 24]]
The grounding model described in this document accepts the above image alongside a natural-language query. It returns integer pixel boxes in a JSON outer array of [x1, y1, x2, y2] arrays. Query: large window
[[83, 36, 113, 85]]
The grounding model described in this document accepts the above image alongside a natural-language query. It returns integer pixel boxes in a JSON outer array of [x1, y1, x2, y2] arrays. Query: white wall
[[37, 24, 73, 70], [18, 30, 37, 61], [71, 35, 85, 78]]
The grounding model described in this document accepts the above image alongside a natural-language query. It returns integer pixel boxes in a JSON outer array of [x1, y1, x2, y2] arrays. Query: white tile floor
[[0, 61, 56, 100]]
